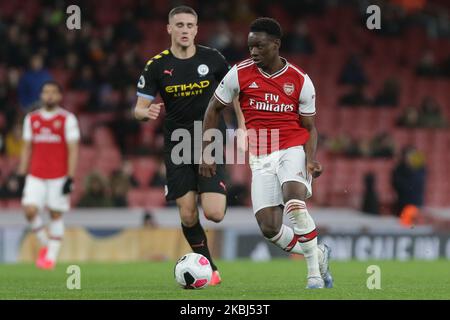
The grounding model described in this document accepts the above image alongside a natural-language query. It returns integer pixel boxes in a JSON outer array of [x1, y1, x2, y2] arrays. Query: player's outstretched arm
[[134, 96, 163, 121], [301, 115, 323, 178], [63, 141, 79, 194], [199, 96, 227, 178], [17, 140, 31, 177], [16, 140, 31, 192]]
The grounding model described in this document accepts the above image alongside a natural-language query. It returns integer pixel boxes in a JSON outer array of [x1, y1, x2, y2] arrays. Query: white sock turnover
[[267, 224, 304, 254], [284, 199, 320, 278], [30, 215, 48, 246], [46, 219, 65, 262]]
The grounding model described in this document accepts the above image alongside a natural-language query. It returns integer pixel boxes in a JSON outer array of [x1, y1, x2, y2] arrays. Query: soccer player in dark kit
[[134, 6, 235, 285]]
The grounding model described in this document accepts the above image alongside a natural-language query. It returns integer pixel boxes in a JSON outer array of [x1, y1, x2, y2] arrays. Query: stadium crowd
[[0, 0, 449, 212]]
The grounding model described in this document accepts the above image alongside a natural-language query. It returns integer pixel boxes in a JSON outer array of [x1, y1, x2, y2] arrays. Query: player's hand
[[307, 160, 323, 178], [147, 103, 163, 120], [199, 163, 217, 178], [135, 103, 163, 121], [62, 177, 74, 194], [236, 128, 248, 155]]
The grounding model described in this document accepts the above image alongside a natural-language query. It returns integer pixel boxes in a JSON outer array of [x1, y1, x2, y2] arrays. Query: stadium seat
[[63, 90, 90, 114], [143, 188, 166, 208], [93, 126, 117, 149], [94, 147, 122, 176], [5, 199, 21, 208], [229, 164, 251, 185], [50, 69, 72, 89], [127, 188, 166, 208], [131, 157, 159, 187]]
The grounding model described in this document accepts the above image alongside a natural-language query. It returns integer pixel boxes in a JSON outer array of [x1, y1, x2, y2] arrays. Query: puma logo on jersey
[[249, 81, 259, 89], [164, 69, 174, 76]]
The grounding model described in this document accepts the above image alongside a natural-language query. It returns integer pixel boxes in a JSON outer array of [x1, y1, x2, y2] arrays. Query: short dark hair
[[250, 17, 283, 39], [41, 80, 62, 93], [168, 6, 198, 21]]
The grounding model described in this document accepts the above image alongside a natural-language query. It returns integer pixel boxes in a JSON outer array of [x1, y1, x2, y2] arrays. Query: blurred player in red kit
[[17, 81, 80, 270], [200, 18, 333, 289]]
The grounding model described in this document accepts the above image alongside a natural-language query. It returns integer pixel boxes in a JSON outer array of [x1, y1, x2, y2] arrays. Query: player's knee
[[204, 210, 225, 223], [24, 206, 38, 221], [282, 182, 307, 203], [49, 210, 63, 220], [179, 208, 198, 227], [258, 222, 280, 239]]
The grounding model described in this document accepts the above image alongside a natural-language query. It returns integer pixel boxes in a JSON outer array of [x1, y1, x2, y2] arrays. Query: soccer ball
[[174, 253, 212, 289]]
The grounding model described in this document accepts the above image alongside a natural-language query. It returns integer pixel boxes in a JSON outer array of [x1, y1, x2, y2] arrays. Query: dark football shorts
[[164, 153, 227, 201]]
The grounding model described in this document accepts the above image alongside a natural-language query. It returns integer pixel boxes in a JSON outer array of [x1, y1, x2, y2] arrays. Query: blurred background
[[0, 0, 449, 263]]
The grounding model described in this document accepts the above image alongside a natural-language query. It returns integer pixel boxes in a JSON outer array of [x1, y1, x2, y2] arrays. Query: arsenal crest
[[283, 83, 294, 96]]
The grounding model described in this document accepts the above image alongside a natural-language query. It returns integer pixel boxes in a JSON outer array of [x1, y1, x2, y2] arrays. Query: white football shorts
[[249, 145, 312, 214], [21, 175, 70, 212]]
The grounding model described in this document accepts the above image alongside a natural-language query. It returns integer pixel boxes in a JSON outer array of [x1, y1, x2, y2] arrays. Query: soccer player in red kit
[[200, 18, 333, 288], [17, 81, 80, 270]]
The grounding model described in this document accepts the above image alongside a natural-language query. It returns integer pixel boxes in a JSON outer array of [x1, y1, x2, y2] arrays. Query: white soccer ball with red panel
[[174, 253, 212, 289]]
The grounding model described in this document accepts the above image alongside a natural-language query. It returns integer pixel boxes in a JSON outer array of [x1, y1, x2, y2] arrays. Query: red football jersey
[[215, 58, 316, 155], [23, 108, 80, 179]]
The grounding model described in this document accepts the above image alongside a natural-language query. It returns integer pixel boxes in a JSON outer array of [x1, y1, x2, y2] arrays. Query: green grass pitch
[[0, 260, 449, 299]]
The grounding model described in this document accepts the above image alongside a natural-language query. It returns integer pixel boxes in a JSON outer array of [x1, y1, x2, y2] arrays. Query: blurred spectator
[[325, 132, 395, 159], [4, 122, 23, 158], [358, 138, 372, 158], [108, 87, 142, 155], [396, 107, 420, 128], [396, 97, 448, 129], [110, 171, 130, 207], [373, 77, 400, 107], [417, 96, 448, 128], [345, 137, 363, 158], [370, 132, 395, 158], [3, 24, 29, 67], [150, 159, 166, 187], [208, 21, 232, 52], [325, 133, 361, 157], [232, 1, 256, 24], [391, 147, 426, 216], [416, 50, 439, 77], [222, 33, 247, 63], [72, 65, 96, 91], [326, 133, 347, 156], [113, 10, 142, 43], [17, 54, 53, 110], [0, 173, 22, 199], [120, 160, 139, 188], [378, 4, 405, 37], [208, 21, 246, 63], [361, 172, 380, 215], [338, 54, 368, 85], [78, 172, 113, 207], [338, 85, 371, 106], [284, 21, 315, 55], [143, 210, 158, 228]]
